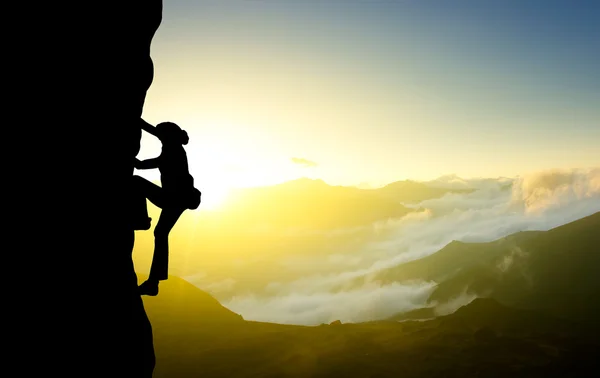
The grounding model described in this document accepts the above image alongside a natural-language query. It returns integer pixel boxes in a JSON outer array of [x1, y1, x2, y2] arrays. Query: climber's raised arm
[[139, 118, 159, 138]]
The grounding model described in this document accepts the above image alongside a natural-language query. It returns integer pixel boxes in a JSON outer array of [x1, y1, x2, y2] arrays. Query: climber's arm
[[140, 118, 159, 137], [134, 157, 160, 170]]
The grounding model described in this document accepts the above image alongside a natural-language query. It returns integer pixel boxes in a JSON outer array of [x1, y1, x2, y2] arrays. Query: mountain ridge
[[379, 211, 600, 326]]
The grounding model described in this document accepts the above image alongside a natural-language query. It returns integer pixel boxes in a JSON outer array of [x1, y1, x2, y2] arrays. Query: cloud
[[291, 157, 318, 168], [359, 167, 600, 268], [496, 246, 527, 273], [222, 280, 437, 325], [509, 167, 600, 216], [190, 167, 600, 326], [204, 278, 237, 294]]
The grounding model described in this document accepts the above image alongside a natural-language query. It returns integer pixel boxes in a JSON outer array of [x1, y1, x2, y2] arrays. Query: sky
[[138, 0, 599, 206]]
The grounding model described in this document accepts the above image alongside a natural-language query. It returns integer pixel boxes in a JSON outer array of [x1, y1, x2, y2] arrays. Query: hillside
[[140, 274, 244, 327], [141, 275, 599, 378], [430, 212, 600, 321], [378, 211, 600, 326]]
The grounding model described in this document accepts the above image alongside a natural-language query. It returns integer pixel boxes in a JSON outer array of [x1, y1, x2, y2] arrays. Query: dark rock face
[[102, 2, 164, 376], [29, 1, 164, 377]]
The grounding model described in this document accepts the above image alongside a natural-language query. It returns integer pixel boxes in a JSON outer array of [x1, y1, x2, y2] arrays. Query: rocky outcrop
[[101, 1, 164, 376], [31, 1, 164, 377]]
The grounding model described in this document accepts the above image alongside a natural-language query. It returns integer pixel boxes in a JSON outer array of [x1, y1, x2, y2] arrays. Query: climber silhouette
[[133, 119, 201, 296]]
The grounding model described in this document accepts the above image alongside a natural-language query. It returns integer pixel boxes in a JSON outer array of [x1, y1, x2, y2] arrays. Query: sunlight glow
[[198, 181, 232, 210], [180, 120, 309, 210]]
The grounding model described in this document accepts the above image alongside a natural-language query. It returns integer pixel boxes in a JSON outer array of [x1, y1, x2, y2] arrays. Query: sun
[[197, 181, 232, 210], [180, 119, 304, 211]]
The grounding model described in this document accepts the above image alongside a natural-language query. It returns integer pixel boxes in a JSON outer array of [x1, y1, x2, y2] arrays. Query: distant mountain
[[141, 274, 599, 378], [375, 179, 474, 203], [220, 178, 409, 229], [380, 212, 600, 326], [423, 175, 514, 191], [219, 177, 473, 229]]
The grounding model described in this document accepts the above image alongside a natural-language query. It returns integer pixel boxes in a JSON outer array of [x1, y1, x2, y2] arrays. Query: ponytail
[[180, 130, 189, 145]]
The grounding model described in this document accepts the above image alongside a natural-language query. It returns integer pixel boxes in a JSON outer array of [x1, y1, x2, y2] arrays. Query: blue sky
[[140, 0, 599, 189]]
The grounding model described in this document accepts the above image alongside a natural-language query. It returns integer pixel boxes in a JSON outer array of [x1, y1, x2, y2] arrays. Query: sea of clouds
[[190, 167, 600, 325]]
